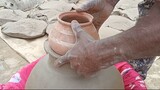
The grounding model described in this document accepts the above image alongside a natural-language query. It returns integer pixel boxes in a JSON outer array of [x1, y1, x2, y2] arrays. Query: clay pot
[[48, 12, 99, 55]]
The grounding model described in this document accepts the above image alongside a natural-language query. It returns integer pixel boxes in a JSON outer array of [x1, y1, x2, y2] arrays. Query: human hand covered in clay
[[74, 0, 119, 30], [54, 20, 121, 77]]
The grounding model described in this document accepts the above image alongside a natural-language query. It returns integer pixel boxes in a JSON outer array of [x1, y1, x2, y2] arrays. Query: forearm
[[96, 1, 160, 64], [106, 0, 120, 7], [94, 0, 120, 31]]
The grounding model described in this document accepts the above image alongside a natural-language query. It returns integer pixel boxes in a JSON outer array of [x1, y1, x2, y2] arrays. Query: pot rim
[[57, 11, 93, 26]]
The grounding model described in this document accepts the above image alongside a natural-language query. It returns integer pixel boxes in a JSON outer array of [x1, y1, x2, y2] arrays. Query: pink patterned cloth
[[115, 62, 147, 90], [0, 55, 147, 90]]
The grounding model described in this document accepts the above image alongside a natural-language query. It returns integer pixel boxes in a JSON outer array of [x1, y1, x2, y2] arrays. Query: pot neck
[[57, 12, 93, 27]]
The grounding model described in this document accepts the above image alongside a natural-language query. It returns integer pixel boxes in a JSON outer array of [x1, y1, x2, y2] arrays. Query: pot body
[[48, 12, 99, 55]]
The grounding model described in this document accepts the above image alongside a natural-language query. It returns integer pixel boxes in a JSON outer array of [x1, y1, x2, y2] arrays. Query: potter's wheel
[[37, 40, 125, 89]]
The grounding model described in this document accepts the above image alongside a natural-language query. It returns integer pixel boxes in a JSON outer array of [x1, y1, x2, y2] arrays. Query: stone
[[112, 0, 143, 21], [100, 15, 135, 31], [14, 0, 45, 11], [39, 0, 72, 11], [113, 8, 139, 21], [99, 27, 122, 39], [1, 0, 45, 11], [0, 0, 7, 7], [0, 9, 27, 25], [2, 19, 47, 39], [0, 28, 47, 63], [1, 0, 18, 10], [28, 9, 59, 22], [116, 0, 143, 10]]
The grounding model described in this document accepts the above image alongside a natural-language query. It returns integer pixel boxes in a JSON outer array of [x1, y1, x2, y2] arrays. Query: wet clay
[[25, 54, 124, 89]]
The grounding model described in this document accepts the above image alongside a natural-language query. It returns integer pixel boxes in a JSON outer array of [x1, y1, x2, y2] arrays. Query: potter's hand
[[54, 20, 104, 77], [74, 0, 119, 30]]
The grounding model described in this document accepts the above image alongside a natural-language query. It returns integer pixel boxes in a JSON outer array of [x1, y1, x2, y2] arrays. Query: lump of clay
[[0, 9, 27, 25], [1, 19, 47, 39]]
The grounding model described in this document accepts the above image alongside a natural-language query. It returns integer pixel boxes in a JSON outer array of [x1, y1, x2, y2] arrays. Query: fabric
[[127, 0, 156, 80], [0, 55, 44, 90], [128, 57, 155, 80], [0, 55, 147, 90], [138, 0, 155, 16], [115, 62, 147, 90]]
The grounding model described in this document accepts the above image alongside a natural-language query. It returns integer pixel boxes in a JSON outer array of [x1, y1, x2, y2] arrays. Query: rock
[[2, 0, 45, 11], [0, 0, 7, 7], [116, 0, 143, 10], [1, 0, 18, 10], [2, 19, 47, 39], [99, 27, 122, 39], [39, 1, 72, 11], [99, 15, 136, 39], [14, 0, 45, 11], [0, 9, 27, 25], [113, 8, 139, 21], [0, 29, 47, 63], [100, 15, 136, 31], [28, 9, 59, 22], [112, 0, 143, 21]]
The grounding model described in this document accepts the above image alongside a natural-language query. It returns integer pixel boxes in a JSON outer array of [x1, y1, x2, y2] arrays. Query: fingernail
[[71, 20, 78, 24]]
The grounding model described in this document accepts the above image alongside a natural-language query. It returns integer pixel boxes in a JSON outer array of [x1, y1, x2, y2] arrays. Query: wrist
[[96, 37, 127, 66]]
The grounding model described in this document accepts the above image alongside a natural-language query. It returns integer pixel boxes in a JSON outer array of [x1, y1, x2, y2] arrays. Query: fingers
[[71, 20, 84, 41], [54, 55, 69, 67], [71, 20, 94, 42]]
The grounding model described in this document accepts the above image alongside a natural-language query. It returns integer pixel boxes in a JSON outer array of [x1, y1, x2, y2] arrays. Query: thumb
[[54, 55, 69, 67], [71, 20, 84, 42], [71, 20, 94, 42]]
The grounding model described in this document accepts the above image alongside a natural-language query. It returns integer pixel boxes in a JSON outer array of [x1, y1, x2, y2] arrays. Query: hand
[[73, 0, 119, 30], [54, 20, 120, 77], [54, 20, 102, 77]]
